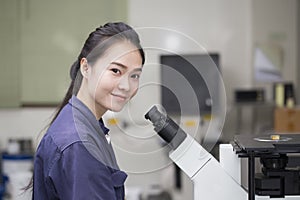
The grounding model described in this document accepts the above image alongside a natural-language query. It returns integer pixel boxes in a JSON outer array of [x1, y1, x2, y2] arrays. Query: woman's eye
[[131, 74, 140, 79], [111, 68, 121, 75]]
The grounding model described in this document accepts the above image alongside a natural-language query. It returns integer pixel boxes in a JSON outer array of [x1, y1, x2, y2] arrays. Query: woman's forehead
[[96, 41, 135, 58], [92, 42, 142, 69]]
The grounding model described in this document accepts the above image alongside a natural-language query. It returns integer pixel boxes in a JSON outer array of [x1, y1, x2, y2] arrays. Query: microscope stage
[[233, 134, 300, 155]]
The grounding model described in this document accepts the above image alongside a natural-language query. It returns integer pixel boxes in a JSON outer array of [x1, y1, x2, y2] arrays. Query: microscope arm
[[170, 133, 247, 199]]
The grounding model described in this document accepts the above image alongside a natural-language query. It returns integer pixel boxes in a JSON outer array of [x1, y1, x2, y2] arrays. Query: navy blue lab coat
[[33, 95, 127, 200]]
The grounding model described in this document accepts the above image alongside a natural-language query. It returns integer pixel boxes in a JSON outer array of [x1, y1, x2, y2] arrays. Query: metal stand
[[248, 152, 255, 200]]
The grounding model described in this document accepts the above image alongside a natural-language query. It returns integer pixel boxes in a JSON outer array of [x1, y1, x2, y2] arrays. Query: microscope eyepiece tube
[[145, 106, 187, 149]]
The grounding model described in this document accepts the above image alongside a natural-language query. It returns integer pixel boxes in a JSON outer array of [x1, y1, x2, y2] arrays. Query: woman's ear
[[80, 58, 90, 78]]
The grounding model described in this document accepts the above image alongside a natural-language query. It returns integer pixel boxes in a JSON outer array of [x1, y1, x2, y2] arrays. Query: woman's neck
[[76, 89, 106, 120]]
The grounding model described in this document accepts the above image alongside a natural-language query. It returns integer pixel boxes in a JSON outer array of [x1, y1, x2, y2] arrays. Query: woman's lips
[[111, 93, 127, 101]]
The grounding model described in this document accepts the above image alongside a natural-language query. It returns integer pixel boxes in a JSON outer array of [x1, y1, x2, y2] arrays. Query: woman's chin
[[108, 106, 124, 113]]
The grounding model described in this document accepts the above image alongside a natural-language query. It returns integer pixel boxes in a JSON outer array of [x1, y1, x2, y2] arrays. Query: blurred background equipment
[[2, 138, 33, 200]]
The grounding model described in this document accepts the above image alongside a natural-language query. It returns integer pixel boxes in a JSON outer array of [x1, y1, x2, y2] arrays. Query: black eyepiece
[[144, 106, 160, 121], [144, 105, 187, 150]]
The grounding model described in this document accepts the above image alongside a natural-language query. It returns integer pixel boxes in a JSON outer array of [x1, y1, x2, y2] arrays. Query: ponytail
[[50, 59, 82, 125]]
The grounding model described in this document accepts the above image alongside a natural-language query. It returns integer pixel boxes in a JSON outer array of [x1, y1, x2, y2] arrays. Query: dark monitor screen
[[160, 53, 221, 116]]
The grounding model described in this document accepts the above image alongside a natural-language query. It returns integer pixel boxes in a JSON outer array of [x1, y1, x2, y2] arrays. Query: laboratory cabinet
[[0, 0, 20, 107], [0, 0, 127, 107]]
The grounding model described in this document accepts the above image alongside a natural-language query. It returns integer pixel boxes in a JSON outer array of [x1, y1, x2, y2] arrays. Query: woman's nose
[[118, 76, 130, 91]]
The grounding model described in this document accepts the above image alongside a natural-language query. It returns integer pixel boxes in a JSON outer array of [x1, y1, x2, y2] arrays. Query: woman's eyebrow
[[111, 62, 142, 71]]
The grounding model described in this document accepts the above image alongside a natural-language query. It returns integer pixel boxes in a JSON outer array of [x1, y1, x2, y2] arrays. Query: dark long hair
[[26, 22, 145, 191], [51, 22, 145, 124]]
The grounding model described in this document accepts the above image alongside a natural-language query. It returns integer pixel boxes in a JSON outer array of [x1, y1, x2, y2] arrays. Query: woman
[[33, 22, 145, 200]]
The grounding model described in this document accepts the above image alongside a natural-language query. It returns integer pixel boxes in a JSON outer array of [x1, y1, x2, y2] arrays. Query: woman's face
[[82, 41, 143, 117]]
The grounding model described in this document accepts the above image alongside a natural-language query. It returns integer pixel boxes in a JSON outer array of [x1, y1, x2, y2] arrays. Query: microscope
[[145, 106, 300, 200]]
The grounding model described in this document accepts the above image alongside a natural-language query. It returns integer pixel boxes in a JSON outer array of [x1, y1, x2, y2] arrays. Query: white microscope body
[[169, 133, 248, 199], [145, 106, 299, 200]]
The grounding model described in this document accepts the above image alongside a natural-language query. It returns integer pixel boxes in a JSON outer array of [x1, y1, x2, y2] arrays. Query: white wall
[[0, 108, 55, 149], [128, 0, 253, 105], [127, 0, 298, 107]]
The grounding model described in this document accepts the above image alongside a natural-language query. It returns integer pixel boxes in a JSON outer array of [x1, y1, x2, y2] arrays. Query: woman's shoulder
[[37, 126, 82, 158], [44, 103, 87, 149]]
